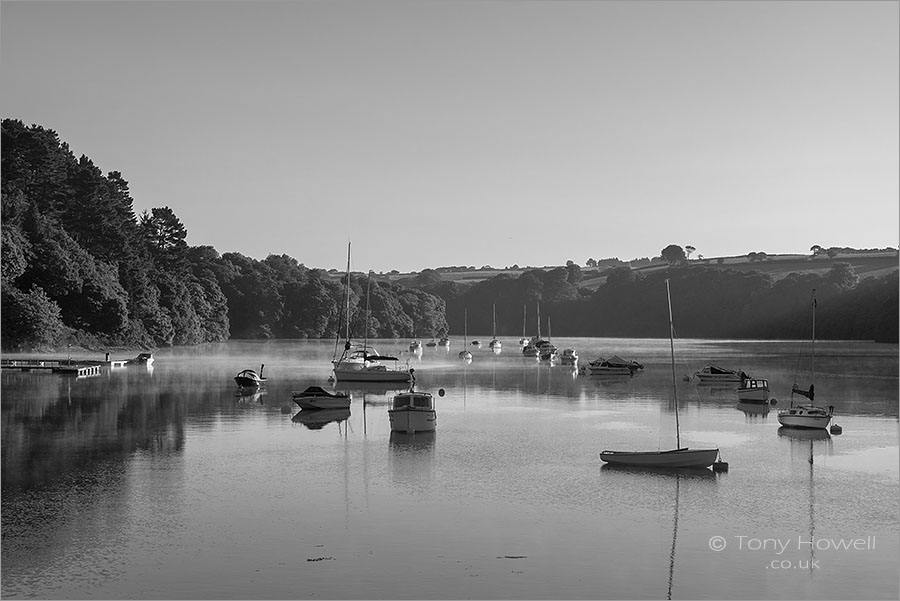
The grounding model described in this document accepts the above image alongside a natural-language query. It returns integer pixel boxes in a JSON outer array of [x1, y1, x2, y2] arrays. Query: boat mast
[[811, 289, 816, 393], [341, 241, 352, 345], [666, 279, 681, 449], [522, 304, 526, 339], [492, 304, 497, 338], [364, 272, 372, 352]]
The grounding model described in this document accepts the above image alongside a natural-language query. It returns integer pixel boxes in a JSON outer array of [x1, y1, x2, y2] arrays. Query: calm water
[[2, 338, 898, 600]]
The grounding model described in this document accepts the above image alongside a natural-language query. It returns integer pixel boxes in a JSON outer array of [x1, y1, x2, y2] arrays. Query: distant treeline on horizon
[[2, 118, 897, 351]]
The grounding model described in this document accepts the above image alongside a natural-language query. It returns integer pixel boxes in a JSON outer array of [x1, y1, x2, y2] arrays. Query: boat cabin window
[[412, 395, 433, 409]]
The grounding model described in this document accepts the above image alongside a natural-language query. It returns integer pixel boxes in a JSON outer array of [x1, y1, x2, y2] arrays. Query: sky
[[2, 0, 898, 274]]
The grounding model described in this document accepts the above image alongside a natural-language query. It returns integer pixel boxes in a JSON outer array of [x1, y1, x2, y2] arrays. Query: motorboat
[[425, 338, 437, 347], [694, 364, 743, 383], [409, 340, 423, 353], [586, 358, 632, 376], [600, 279, 722, 470], [126, 352, 154, 366], [292, 386, 351, 410], [560, 348, 579, 365], [234, 364, 266, 388], [388, 390, 437, 433], [778, 289, 835, 430], [437, 337, 450, 348], [736, 377, 770, 403]]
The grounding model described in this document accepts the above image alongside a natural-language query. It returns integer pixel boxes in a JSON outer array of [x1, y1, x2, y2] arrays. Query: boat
[[409, 339, 423, 353], [425, 338, 437, 347], [693, 364, 743, 383], [523, 303, 551, 357], [600, 279, 721, 469], [778, 289, 835, 430], [458, 308, 473, 362], [586, 357, 632, 376], [234, 364, 266, 388], [539, 315, 558, 362], [388, 389, 437, 433], [736, 377, 770, 403], [331, 245, 413, 384], [292, 385, 351, 410], [560, 348, 578, 366], [126, 352, 154, 366], [488, 304, 502, 353], [437, 336, 450, 348]]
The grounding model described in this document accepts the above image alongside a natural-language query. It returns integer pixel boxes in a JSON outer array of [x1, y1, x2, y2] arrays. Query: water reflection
[[388, 430, 436, 491], [600, 463, 718, 599], [291, 408, 351, 430], [235, 389, 268, 404], [736, 401, 770, 418], [777, 426, 833, 575]]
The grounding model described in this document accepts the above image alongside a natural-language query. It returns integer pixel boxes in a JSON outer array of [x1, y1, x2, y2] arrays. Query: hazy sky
[[2, 1, 897, 273]]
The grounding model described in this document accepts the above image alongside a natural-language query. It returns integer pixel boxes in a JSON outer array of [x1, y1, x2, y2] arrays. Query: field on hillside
[[382, 251, 898, 288]]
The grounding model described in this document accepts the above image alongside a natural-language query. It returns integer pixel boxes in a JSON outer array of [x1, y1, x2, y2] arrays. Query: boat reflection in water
[[736, 400, 770, 418], [777, 426, 833, 574], [389, 430, 436, 489], [601, 462, 717, 599], [291, 408, 351, 430]]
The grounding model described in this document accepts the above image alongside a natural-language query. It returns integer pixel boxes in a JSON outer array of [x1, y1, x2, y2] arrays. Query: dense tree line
[[2, 119, 896, 349], [1, 120, 446, 350], [419, 257, 897, 344]]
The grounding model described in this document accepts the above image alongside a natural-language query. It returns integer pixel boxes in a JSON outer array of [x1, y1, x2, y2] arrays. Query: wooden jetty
[[2, 358, 106, 377]]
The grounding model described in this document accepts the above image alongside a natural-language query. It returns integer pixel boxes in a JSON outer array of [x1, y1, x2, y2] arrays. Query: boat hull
[[588, 365, 632, 376], [736, 389, 769, 402], [389, 408, 436, 433], [777, 413, 831, 429], [599, 448, 719, 468], [333, 366, 412, 383], [695, 374, 741, 383], [293, 396, 351, 410]]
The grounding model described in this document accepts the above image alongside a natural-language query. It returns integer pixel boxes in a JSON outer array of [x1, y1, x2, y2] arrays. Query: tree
[[139, 207, 188, 269], [1, 286, 66, 350], [661, 244, 687, 266], [810, 245, 823, 256], [586, 258, 597, 268], [685, 245, 696, 260], [826, 262, 859, 291]]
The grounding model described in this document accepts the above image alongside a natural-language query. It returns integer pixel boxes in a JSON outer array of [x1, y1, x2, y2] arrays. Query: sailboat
[[539, 315, 558, 362], [489, 304, 502, 353], [600, 279, 721, 468], [458, 308, 473, 362], [778, 289, 834, 429], [331, 245, 414, 384]]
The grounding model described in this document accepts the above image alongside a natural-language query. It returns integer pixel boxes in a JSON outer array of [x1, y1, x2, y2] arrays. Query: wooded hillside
[[2, 119, 896, 350]]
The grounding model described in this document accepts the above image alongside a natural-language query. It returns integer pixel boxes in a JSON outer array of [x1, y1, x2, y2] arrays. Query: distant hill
[[376, 249, 898, 289]]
